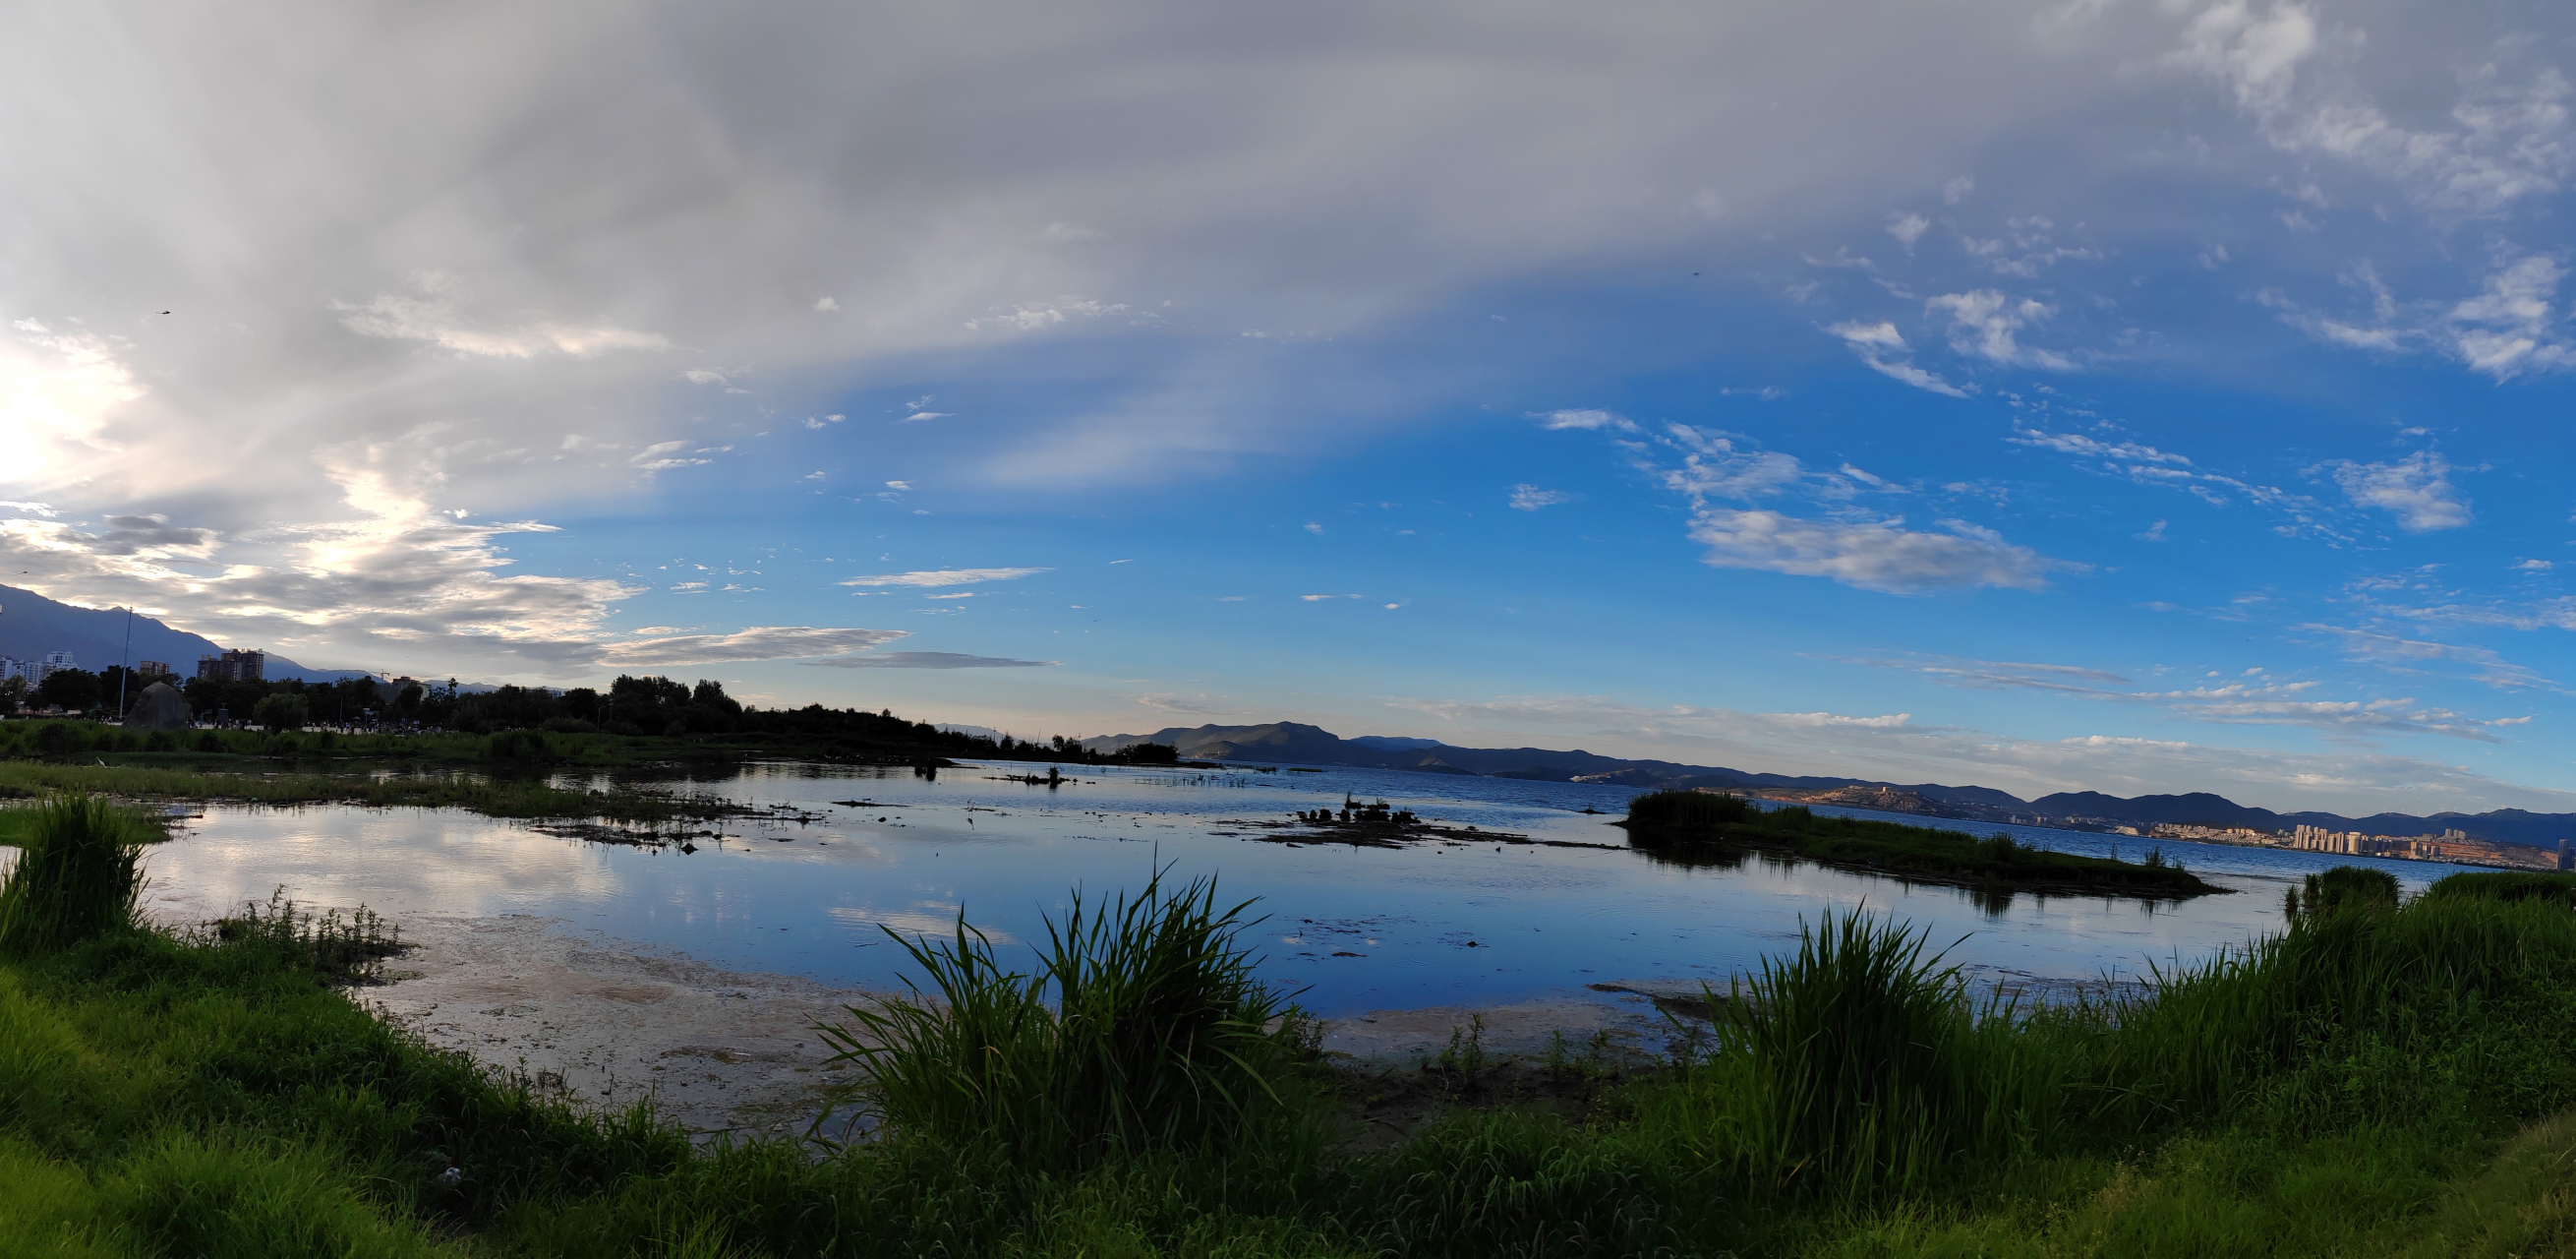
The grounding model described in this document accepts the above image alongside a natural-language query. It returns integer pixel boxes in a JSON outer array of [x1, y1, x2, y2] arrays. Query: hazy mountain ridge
[[1083, 722, 2576, 846], [0, 584, 370, 685]]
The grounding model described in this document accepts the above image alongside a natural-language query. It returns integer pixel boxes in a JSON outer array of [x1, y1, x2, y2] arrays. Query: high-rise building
[[138, 659, 173, 679], [38, 650, 75, 680], [195, 649, 265, 683], [2560, 839, 2572, 872]]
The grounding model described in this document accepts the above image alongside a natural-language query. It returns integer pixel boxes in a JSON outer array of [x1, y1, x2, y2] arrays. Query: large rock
[[121, 681, 190, 731]]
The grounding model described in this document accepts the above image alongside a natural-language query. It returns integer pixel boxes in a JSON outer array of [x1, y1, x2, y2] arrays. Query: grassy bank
[[4, 794, 2575, 1256], [0, 759, 753, 827], [0, 722, 992, 827], [1620, 788, 2222, 899]]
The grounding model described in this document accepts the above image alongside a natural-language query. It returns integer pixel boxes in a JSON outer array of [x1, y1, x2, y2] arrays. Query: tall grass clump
[[2096, 891, 2576, 1138], [0, 794, 146, 953], [2285, 864, 2400, 921], [1622, 789, 1750, 828], [2420, 869, 2576, 908], [819, 869, 1311, 1168], [1665, 909, 2055, 1201]]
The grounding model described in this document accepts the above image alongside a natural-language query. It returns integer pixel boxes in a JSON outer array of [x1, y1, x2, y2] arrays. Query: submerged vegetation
[[1621, 788, 2223, 899], [2, 821, 2575, 1253]]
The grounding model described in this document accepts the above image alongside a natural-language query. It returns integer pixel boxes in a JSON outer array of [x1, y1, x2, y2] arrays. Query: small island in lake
[[1618, 789, 2225, 900]]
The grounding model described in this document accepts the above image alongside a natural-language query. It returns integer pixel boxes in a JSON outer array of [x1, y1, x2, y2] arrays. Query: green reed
[[0, 795, 147, 954], [817, 869, 1311, 1169]]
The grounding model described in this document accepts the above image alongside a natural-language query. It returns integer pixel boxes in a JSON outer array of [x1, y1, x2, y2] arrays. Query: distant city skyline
[[6, 2, 2576, 816]]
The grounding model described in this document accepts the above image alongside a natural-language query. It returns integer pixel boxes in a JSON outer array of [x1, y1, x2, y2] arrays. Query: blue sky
[[7, 0, 2576, 815]]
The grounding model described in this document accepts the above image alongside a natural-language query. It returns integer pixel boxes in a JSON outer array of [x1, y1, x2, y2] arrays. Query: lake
[[138, 761, 2455, 1018]]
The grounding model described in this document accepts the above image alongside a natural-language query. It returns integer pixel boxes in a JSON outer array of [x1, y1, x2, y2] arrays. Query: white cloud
[[803, 650, 1056, 669], [629, 440, 712, 472], [2441, 254, 2575, 378], [2168, 0, 2576, 217], [840, 567, 1052, 587], [1531, 408, 1635, 432], [1686, 510, 2068, 593], [1886, 211, 1931, 247], [1925, 289, 2076, 369], [2301, 625, 2554, 691], [1508, 485, 1574, 510], [600, 626, 907, 667], [1826, 321, 1907, 351], [335, 272, 667, 359], [964, 298, 1129, 332], [1652, 426, 1806, 501], [814, 297, 840, 312], [0, 431, 647, 675], [2327, 451, 2469, 532], [1, 324, 143, 485], [1825, 322, 1969, 397], [1848, 643, 2543, 730]]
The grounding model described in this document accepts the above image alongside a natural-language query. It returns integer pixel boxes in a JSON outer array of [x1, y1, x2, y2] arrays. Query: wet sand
[[358, 914, 880, 1139]]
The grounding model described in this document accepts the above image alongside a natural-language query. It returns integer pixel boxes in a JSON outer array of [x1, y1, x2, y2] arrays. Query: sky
[[7, 0, 2576, 817]]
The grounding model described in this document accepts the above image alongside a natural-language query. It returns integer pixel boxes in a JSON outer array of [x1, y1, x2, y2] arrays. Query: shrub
[[0, 794, 146, 953], [484, 730, 554, 763], [540, 717, 601, 734], [32, 722, 87, 760], [252, 693, 309, 734], [819, 870, 1310, 1168], [194, 730, 226, 752]]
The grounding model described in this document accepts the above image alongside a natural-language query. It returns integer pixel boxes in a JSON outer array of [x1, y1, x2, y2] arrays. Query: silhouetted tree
[[252, 692, 309, 734], [35, 668, 100, 714]]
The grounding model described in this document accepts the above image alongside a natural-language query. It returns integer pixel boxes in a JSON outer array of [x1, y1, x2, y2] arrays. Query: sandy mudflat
[[353, 919, 1679, 1132], [357, 915, 888, 1138], [145, 882, 1683, 1136]]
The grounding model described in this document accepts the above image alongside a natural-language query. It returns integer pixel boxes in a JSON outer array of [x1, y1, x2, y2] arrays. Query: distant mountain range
[[1084, 722, 2576, 849], [0, 585, 370, 685]]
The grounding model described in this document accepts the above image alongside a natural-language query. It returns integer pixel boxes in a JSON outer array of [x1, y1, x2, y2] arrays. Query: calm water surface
[[141, 763, 2454, 1017]]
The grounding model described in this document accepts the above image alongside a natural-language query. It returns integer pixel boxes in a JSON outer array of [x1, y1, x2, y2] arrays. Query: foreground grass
[[4, 863, 2576, 1255], [1622, 789, 2221, 899]]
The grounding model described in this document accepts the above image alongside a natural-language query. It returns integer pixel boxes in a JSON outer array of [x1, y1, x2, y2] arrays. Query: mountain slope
[[1080, 721, 2576, 847], [0, 585, 367, 684]]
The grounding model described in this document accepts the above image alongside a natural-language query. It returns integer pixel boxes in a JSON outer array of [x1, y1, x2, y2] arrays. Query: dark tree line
[[0, 665, 1179, 765]]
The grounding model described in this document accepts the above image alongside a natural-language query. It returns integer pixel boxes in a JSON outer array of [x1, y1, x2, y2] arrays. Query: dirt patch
[[341, 915, 887, 1140]]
